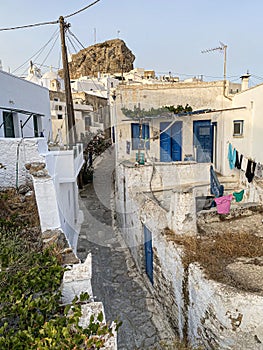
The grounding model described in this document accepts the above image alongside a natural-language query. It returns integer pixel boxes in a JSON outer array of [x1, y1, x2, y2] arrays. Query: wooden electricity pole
[[59, 16, 76, 146]]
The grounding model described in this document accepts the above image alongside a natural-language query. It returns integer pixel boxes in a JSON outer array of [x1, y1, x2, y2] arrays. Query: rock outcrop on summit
[[65, 39, 135, 79]]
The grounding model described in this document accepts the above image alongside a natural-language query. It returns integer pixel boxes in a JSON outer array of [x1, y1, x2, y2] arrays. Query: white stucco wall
[[0, 138, 83, 252], [188, 264, 263, 350], [0, 70, 52, 139], [33, 175, 61, 232], [0, 138, 45, 188]]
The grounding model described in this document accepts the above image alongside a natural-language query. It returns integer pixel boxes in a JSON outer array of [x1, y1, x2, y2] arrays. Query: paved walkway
[[77, 147, 176, 349]]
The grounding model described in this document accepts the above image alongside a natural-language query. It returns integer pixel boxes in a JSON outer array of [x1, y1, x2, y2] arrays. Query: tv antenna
[[201, 42, 228, 97]]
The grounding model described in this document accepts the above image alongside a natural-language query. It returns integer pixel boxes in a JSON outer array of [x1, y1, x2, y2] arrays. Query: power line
[[12, 28, 59, 73], [0, 0, 101, 32], [64, 0, 101, 19], [68, 29, 86, 50]]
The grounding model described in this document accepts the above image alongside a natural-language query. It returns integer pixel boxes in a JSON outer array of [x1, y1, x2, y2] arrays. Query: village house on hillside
[[112, 73, 263, 349], [26, 63, 114, 145], [0, 69, 83, 253]]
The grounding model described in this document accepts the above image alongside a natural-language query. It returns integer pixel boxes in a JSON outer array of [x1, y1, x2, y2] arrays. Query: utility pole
[[59, 16, 76, 146]]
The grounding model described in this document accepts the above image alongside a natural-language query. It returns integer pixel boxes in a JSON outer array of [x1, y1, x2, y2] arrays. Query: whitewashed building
[[0, 69, 83, 253], [0, 69, 52, 139], [113, 76, 263, 349]]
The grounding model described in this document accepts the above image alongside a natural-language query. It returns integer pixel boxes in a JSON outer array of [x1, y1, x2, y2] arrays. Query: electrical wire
[[12, 28, 60, 74], [66, 32, 78, 53], [0, 0, 101, 32], [68, 29, 86, 50], [39, 32, 60, 68], [64, 0, 101, 19]]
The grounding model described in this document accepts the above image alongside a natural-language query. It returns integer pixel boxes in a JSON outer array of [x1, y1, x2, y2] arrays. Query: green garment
[[233, 189, 244, 202]]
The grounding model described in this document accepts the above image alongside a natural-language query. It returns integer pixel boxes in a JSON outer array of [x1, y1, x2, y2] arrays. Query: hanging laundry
[[245, 159, 257, 183], [228, 143, 236, 170], [214, 194, 233, 214], [233, 189, 244, 202], [255, 162, 263, 178], [235, 150, 243, 170], [241, 157, 248, 172], [210, 165, 224, 198]]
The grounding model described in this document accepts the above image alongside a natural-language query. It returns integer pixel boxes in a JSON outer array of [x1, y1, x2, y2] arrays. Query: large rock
[[64, 39, 135, 79]]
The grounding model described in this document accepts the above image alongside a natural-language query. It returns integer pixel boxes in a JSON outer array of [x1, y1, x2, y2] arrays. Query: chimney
[[240, 72, 250, 91]]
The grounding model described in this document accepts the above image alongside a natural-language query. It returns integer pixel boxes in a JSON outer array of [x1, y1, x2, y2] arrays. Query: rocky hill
[[66, 39, 135, 79]]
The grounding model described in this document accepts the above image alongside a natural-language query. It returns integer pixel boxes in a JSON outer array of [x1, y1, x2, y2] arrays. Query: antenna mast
[[201, 42, 228, 97]]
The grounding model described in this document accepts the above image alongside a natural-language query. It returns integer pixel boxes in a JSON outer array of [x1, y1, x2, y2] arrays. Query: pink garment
[[214, 194, 233, 214]]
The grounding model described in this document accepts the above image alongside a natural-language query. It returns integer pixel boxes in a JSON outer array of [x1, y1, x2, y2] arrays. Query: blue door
[[144, 225, 153, 284], [160, 121, 182, 162], [193, 120, 213, 163]]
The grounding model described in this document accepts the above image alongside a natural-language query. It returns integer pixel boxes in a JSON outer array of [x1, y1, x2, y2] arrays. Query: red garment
[[214, 194, 233, 214]]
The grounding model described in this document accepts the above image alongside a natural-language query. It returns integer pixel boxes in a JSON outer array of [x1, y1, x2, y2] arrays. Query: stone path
[[77, 146, 176, 349]]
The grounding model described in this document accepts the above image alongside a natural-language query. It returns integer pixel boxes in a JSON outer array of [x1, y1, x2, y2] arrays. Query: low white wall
[[0, 138, 45, 188], [188, 264, 263, 350], [117, 161, 210, 192], [33, 175, 61, 232]]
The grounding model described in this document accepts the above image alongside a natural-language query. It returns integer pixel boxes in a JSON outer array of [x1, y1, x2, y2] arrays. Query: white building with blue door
[[111, 78, 245, 175], [113, 75, 263, 349]]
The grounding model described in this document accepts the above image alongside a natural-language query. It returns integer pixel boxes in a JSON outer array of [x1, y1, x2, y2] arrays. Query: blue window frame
[[131, 123, 150, 150]]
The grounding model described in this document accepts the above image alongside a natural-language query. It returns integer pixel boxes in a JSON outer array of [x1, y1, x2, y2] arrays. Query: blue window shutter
[[142, 124, 150, 150], [131, 123, 140, 149], [132, 123, 150, 150]]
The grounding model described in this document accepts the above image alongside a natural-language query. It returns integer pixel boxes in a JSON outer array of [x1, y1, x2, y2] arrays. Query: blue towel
[[228, 143, 236, 170]]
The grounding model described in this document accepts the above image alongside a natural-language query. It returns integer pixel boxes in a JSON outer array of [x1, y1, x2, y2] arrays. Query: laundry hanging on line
[[228, 143, 236, 170], [245, 159, 257, 183], [233, 189, 244, 202], [214, 194, 233, 214], [235, 150, 243, 170]]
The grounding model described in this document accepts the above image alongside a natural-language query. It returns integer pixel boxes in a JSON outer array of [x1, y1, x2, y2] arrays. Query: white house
[[0, 68, 84, 253], [0, 70, 52, 139]]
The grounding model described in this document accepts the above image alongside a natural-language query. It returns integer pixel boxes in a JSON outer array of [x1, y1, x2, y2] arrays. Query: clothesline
[[227, 142, 263, 182]]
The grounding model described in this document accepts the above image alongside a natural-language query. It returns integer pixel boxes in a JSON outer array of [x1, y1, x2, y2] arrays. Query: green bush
[[0, 226, 117, 349]]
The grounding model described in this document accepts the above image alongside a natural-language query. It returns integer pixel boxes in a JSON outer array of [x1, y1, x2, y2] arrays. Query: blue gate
[[144, 225, 153, 284], [160, 121, 182, 162], [193, 120, 213, 163]]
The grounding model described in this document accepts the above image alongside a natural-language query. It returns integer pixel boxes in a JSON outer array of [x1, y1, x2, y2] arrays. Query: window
[[57, 114, 63, 120], [131, 123, 150, 150], [3, 111, 15, 137], [233, 120, 244, 136], [85, 116, 91, 129], [58, 105, 63, 111]]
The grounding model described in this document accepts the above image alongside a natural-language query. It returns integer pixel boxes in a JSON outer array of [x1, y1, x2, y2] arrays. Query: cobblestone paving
[[77, 147, 176, 349]]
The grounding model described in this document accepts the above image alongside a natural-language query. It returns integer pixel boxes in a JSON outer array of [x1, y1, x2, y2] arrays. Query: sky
[[1, 0, 263, 85]]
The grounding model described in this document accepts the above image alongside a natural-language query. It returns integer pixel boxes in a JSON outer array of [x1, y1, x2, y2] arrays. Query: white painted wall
[[0, 70, 52, 139], [188, 263, 263, 350], [0, 138, 83, 252], [0, 138, 45, 188]]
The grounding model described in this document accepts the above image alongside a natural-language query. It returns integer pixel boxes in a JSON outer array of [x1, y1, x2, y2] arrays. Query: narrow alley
[[77, 146, 176, 350]]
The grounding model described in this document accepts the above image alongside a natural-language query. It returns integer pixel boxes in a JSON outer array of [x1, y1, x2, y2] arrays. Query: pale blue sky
[[1, 0, 263, 84]]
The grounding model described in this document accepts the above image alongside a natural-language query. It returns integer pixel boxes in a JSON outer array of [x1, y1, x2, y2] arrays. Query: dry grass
[[0, 188, 40, 228], [163, 227, 263, 289]]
